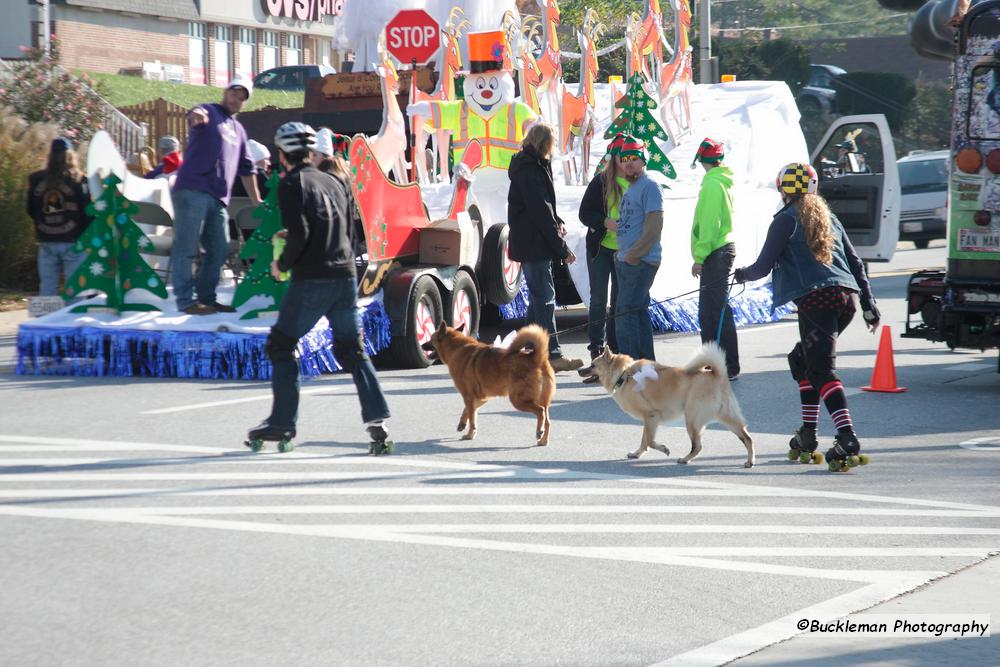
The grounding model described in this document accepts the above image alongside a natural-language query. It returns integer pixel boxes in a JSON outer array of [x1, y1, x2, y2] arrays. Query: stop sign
[[385, 9, 441, 65]]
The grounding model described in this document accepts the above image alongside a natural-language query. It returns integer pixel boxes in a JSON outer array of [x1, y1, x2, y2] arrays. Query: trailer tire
[[390, 276, 443, 369], [480, 223, 522, 305], [448, 269, 480, 337]]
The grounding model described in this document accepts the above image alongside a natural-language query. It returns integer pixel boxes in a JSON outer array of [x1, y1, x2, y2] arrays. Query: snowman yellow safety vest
[[430, 101, 537, 170]]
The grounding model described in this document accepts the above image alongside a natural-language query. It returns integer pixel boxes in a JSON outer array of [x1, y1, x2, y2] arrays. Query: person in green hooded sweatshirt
[[690, 138, 740, 379]]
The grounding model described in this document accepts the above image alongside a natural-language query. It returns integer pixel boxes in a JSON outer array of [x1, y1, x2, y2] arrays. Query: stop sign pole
[[385, 9, 441, 182]]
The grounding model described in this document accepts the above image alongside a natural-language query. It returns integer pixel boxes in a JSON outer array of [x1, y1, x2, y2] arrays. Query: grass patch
[[82, 72, 304, 111]]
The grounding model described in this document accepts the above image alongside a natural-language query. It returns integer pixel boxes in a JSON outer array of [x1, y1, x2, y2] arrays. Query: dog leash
[[549, 272, 737, 339], [714, 274, 744, 344]]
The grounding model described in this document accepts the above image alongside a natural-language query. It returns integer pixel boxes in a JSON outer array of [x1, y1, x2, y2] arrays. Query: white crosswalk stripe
[[1, 434, 998, 667]]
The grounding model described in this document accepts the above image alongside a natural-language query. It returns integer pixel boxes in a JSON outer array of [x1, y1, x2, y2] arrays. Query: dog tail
[[684, 342, 729, 379], [505, 324, 550, 365]]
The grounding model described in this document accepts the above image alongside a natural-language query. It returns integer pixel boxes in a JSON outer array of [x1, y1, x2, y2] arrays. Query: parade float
[[18, 0, 822, 380]]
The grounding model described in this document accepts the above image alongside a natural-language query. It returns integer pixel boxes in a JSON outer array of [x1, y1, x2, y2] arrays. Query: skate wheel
[[857, 454, 870, 466], [245, 438, 264, 453], [798, 451, 812, 464], [828, 460, 845, 473], [277, 439, 295, 453], [369, 439, 394, 456], [811, 452, 824, 465], [847, 455, 860, 468], [788, 448, 801, 461]]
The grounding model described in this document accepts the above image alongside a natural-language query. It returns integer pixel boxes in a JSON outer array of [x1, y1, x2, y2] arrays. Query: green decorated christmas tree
[[232, 171, 288, 320], [62, 173, 168, 312], [604, 73, 676, 179]]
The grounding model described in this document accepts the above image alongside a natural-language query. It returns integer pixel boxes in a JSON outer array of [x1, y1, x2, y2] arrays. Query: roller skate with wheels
[[825, 431, 869, 472], [367, 421, 394, 456], [244, 421, 296, 453], [788, 426, 823, 464]]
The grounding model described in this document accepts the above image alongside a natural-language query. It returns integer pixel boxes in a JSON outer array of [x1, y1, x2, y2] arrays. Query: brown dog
[[578, 343, 755, 468], [424, 323, 556, 445]]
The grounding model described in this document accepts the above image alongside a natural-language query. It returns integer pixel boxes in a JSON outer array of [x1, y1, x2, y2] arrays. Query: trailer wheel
[[480, 223, 522, 305], [449, 269, 480, 337], [390, 276, 443, 368], [468, 204, 486, 274]]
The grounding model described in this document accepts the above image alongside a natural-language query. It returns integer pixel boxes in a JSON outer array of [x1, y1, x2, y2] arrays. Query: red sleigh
[[349, 135, 523, 367]]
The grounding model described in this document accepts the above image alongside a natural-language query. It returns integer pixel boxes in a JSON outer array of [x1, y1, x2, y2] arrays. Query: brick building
[[0, 0, 344, 86]]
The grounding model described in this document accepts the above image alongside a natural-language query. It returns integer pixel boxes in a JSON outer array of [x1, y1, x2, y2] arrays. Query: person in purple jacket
[[171, 75, 262, 315]]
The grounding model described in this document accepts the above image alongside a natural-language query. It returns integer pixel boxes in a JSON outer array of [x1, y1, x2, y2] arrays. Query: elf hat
[[692, 137, 724, 167], [467, 30, 510, 74], [607, 133, 627, 156], [618, 135, 646, 161]]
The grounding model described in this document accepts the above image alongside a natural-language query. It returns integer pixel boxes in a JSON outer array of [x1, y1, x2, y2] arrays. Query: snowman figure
[[407, 29, 538, 225]]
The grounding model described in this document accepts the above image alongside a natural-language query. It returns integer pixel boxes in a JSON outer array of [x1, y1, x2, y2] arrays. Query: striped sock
[[820, 381, 854, 433], [799, 381, 819, 429]]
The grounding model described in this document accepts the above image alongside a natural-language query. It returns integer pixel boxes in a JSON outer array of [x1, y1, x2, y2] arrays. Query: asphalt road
[[1, 240, 998, 666]]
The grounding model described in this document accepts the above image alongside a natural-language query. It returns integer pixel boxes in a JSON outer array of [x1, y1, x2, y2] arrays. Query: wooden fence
[[120, 98, 189, 152]]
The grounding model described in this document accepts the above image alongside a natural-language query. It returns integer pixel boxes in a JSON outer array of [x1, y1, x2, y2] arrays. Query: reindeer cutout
[[410, 7, 470, 184], [658, 0, 694, 144], [535, 0, 564, 105], [370, 41, 410, 184], [518, 16, 544, 115], [560, 9, 604, 185]]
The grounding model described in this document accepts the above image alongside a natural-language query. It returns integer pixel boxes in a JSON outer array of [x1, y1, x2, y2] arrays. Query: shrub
[[0, 107, 59, 290], [0, 38, 109, 142]]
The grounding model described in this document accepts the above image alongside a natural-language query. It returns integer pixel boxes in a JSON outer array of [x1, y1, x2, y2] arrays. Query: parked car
[[897, 150, 948, 249], [253, 65, 336, 91], [797, 64, 846, 115]]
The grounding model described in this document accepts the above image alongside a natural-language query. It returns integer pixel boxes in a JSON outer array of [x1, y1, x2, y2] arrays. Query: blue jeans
[[521, 258, 562, 357], [171, 188, 229, 310], [268, 277, 390, 429], [38, 242, 84, 296], [587, 245, 618, 356], [615, 259, 659, 361]]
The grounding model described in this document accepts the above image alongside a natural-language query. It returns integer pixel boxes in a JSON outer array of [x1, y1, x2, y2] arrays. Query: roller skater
[[246, 122, 392, 454], [245, 422, 296, 453], [735, 163, 879, 473]]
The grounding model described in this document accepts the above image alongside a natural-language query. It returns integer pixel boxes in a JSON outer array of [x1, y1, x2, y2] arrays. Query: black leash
[[547, 272, 738, 338]]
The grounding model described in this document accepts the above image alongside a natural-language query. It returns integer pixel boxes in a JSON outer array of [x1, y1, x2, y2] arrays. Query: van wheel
[[390, 276, 442, 368], [480, 223, 522, 305], [449, 269, 480, 337]]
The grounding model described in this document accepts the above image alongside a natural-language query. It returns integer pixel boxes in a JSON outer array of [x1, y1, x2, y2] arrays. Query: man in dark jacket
[[27, 137, 92, 296], [507, 122, 582, 373], [246, 122, 392, 454]]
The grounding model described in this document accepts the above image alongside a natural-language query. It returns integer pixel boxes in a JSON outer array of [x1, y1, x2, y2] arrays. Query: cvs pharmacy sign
[[261, 0, 344, 22]]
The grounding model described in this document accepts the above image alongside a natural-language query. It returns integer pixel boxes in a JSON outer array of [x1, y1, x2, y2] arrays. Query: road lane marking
[[140, 386, 340, 414]]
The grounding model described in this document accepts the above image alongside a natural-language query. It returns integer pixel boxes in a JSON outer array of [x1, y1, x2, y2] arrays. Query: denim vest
[[771, 205, 860, 307]]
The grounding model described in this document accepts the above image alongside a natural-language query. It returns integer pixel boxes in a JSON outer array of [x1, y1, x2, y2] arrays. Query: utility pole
[[699, 0, 711, 84]]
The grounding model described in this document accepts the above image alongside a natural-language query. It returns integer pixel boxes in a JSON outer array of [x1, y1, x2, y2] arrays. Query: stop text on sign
[[388, 25, 438, 51], [385, 10, 440, 64]]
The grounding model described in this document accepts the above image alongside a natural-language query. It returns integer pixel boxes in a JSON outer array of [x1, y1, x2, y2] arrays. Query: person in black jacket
[[27, 137, 93, 296], [578, 135, 628, 366], [507, 122, 583, 373], [247, 122, 391, 452]]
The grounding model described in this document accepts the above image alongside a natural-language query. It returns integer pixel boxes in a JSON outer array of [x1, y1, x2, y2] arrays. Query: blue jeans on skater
[[615, 259, 658, 361], [587, 245, 618, 356], [268, 276, 390, 429], [171, 188, 229, 310], [38, 242, 84, 296], [521, 258, 562, 358]]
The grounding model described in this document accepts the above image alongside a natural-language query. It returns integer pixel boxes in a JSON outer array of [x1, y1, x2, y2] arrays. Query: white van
[[896, 150, 949, 249]]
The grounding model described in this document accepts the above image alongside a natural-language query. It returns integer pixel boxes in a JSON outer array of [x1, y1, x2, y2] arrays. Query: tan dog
[[578, 344, 755, 468], [424, 323, 556, 446]]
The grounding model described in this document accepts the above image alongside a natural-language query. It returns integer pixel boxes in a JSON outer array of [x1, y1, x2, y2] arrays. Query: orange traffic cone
[[862, 325, 907, 393]]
